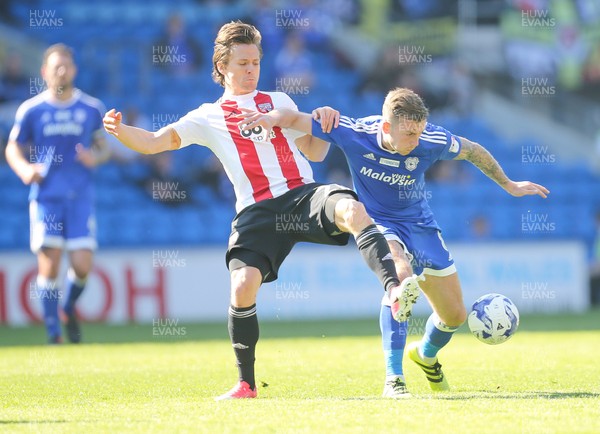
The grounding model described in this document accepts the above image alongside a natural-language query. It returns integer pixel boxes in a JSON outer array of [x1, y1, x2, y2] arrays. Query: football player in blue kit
[[238, 87, 549, 397], [6, 44, 110, 344]]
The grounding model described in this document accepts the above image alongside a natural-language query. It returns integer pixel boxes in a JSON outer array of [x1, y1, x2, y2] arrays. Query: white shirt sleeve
[[170, 105, 210, 149], [277, 92, 299, 111]]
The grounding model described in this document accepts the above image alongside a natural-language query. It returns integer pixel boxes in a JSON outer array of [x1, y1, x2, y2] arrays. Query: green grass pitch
[[1, 311, 599, 433]]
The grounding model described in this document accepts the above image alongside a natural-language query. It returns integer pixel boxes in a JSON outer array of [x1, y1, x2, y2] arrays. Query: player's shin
[[228, 304, 259, 390], [380, 303, 407, 378], [355, 225, 400, 292], [419, 313, 459, 362], [63, 268, 87, 316], [37, 276, 61, 340]]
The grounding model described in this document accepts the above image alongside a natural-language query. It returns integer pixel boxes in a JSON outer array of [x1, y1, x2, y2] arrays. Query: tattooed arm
[[455, 137, 549, 198]]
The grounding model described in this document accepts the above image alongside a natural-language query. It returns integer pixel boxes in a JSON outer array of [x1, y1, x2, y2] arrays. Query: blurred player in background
[[5, 44, 110, 344], [103, 21, 402, 400], [238, 87, 549, 397]]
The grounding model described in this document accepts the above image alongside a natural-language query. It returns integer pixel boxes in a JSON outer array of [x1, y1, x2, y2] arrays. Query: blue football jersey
[[311, 115, 462, 224], [9, 89, 105, 201]]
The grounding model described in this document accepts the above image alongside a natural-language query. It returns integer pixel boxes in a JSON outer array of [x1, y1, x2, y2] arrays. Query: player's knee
[[70, 264, 91, 279], [336, 199, 371, 230], [69, 252, 94, 278], [230, 267, 261, 307], [231, 272, 253, 295], [67, 269, 89, 291], [443, 306, 467, 328]]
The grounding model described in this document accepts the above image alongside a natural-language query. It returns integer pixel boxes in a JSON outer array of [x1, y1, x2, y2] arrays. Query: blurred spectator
[[0, 0, 17, 24], [466, 214, 492, 241], [0, 52, 30, 103], [323, 147, 352, 187], [196, 154, 235, 205], [512, 0, 550, 12], [426, 160, 471, 185], [448, 62, 476, 116], [583, 42, 600, 85], [241, 0, 285, 84], [292, 0, 336, 49], [590, 210, 600, 305], [274, 32, 315, 91], [389, 0, 457, 21], [250, 0, 286, 54], [142, 152, 192, 207], [321, 0, 362, 26], [359, 48, 448, 111], [358, 45, 404, 96], [154, 14, 203, 76]]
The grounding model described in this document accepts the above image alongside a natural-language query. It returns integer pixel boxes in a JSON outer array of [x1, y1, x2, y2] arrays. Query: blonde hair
[[382, 87, 429, 124], [212, 21, 262, 87]]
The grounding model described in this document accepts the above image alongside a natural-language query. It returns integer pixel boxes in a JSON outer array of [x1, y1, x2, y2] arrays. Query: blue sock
[[380, 304, 407, 377], [420, 313, 459, 359], [63, 269, 87, 316], [38, 276, 61, 338]]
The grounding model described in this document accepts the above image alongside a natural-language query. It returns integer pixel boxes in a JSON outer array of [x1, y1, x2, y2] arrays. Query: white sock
[[386, 374, 405, 382]]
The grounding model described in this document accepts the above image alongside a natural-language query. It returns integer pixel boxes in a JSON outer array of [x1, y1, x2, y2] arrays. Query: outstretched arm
[[103, 108, 180, 154], [239, 107, 311, 135], [294, 135, 331, 162], [239, 106, 339, 162], [456, 137, 549, 198], [294, 107, 340, 162]]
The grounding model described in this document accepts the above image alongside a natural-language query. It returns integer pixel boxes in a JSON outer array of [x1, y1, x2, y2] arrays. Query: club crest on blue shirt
[[74, 108, 87, 123], [405, 157, 419, 171]]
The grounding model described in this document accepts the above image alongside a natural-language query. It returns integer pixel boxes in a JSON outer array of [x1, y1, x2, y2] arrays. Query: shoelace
[[391, 378, 407, 391], [433, 362, 443, 375], [424, 362, 444, 381]]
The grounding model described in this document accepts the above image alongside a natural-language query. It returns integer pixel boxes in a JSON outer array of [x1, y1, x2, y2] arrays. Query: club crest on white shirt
[[257, 102, 273, 113]]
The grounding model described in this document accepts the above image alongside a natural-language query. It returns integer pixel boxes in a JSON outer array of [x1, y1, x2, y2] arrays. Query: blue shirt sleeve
[[310, 115, 362, 149], [92, 102, 106, 132], [9, 105, 33, 145], [437, 127, 462, 161], [310, 118, 337, 144]]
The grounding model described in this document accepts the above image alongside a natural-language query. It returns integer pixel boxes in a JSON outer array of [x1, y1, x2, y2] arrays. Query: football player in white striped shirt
[[104, 21, 403, 400], [239, 87, 549, 397]]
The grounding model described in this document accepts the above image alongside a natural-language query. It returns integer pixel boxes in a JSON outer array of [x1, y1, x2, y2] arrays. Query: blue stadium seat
[[95, 163, 123, 185], [0, 214, 24, 249], [9, 0, 598, 251]]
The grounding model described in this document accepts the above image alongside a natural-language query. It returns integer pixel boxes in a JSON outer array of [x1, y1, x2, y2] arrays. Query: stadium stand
[[0, 0, 598, 258]]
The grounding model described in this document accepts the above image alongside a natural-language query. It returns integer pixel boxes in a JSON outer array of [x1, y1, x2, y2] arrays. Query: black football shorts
[[226, 182, 357, 282]]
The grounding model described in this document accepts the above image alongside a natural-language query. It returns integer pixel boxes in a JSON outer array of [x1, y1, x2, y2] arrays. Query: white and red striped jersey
[[172, 90, 314, 212]]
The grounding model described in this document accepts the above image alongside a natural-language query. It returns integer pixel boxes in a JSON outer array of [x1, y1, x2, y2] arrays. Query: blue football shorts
[[374, 218, 456, 278], [29, 196, 97, 253]]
